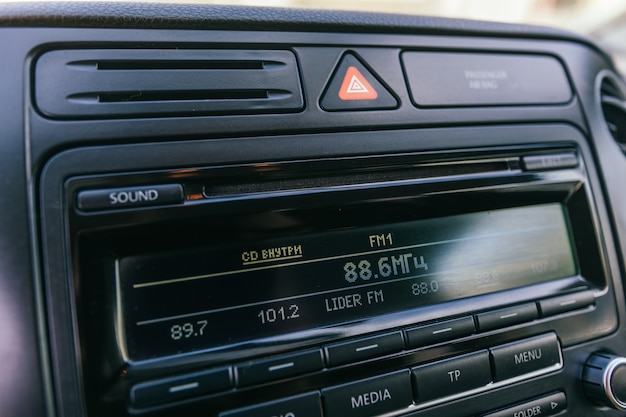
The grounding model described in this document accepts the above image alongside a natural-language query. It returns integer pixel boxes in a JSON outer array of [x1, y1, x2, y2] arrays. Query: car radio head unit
[[63, 142, 613, 416]]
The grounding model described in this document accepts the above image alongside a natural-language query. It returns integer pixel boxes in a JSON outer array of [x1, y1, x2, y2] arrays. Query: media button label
[[322, 370, 412, 417]]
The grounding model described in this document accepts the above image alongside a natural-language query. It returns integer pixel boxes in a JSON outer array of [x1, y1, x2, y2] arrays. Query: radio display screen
[[119, 203, 577, 361]]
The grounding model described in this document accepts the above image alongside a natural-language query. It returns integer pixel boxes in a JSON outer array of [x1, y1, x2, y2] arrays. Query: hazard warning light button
[[321, 54, 397, 111]]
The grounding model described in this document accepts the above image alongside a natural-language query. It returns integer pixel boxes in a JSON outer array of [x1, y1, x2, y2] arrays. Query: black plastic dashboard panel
[[402, 52, 573, 107], [3, 3, 626, 417], [35, 49, 304, 118]]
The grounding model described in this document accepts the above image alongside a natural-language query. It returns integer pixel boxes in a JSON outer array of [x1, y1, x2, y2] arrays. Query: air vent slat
[[56, 70, 287, 92], [35, 50, 303, 118], [67, 89, 293, 103], [599, 77, 626, 146], [95, 60, 271, 71]]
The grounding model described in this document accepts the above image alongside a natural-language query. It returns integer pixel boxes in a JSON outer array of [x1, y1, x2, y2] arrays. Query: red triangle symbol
[[338, 66, 378, 101]]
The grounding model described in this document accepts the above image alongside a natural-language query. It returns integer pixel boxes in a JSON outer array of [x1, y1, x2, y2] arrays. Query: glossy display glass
[[119, 203, 577, 361]]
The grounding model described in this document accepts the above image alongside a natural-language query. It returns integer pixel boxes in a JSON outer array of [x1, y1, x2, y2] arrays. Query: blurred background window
[[4, 0, 626, 76], [191, 0, 626, 76]]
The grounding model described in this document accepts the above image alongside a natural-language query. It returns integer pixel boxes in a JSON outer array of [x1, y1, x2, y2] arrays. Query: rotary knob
[[583, 352, 626, 410]]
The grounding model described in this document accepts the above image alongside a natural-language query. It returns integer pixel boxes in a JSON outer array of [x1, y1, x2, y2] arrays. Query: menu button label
[[515, 349, 542, 365]]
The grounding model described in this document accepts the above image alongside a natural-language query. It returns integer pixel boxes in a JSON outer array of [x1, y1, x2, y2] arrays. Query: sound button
[[77, 184, 183, 211]]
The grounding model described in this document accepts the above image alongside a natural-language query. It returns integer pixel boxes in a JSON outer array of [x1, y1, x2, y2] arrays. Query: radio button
[[475, 303, 538, 332], [220, 392, 322, 417], [481, 392, 567, 417], [322, 370, 413, 417], [130, 367, 231, 409], [490, 333, 562, 382], [236, 350, 323, 387], [77, 184, 184, 211], [538, 290, 595, 317], [411, 350, 491, 402], [324, 332, 404, 367], [522, 152, 578, 171], [405, 316, 475, 348]]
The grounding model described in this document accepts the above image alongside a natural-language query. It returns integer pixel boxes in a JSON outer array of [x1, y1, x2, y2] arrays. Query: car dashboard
[[2, 3, 626, 417]]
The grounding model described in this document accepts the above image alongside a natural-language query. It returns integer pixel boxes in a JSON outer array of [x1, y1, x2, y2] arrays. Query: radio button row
[[322, 370, 412, 417], [538, 290, 595, 317], [481, 392, 567, 417], [130, 367, 231, 409], [405, 316, 475, 348], [412, 350, 492, 402], [476, 303, 538, 332], [324, 331, 404, 367], [236, 350, 323, 387], [220, 392, 322, 417], [490, 333, 562, 382]]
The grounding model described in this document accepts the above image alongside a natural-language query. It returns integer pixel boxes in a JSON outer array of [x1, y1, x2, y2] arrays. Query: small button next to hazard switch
[[321, 54, 398, 111]]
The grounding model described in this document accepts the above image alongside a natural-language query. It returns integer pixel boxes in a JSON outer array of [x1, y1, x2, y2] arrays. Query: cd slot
[[203, 158, 516, 198]]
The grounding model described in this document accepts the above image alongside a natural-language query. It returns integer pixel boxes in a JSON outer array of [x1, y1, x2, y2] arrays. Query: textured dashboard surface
[[0, 1, 600, 43]]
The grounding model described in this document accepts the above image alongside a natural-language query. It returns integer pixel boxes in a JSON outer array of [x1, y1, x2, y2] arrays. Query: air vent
[[599, 76, 626, 145], [34, 49, 304, 118]]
